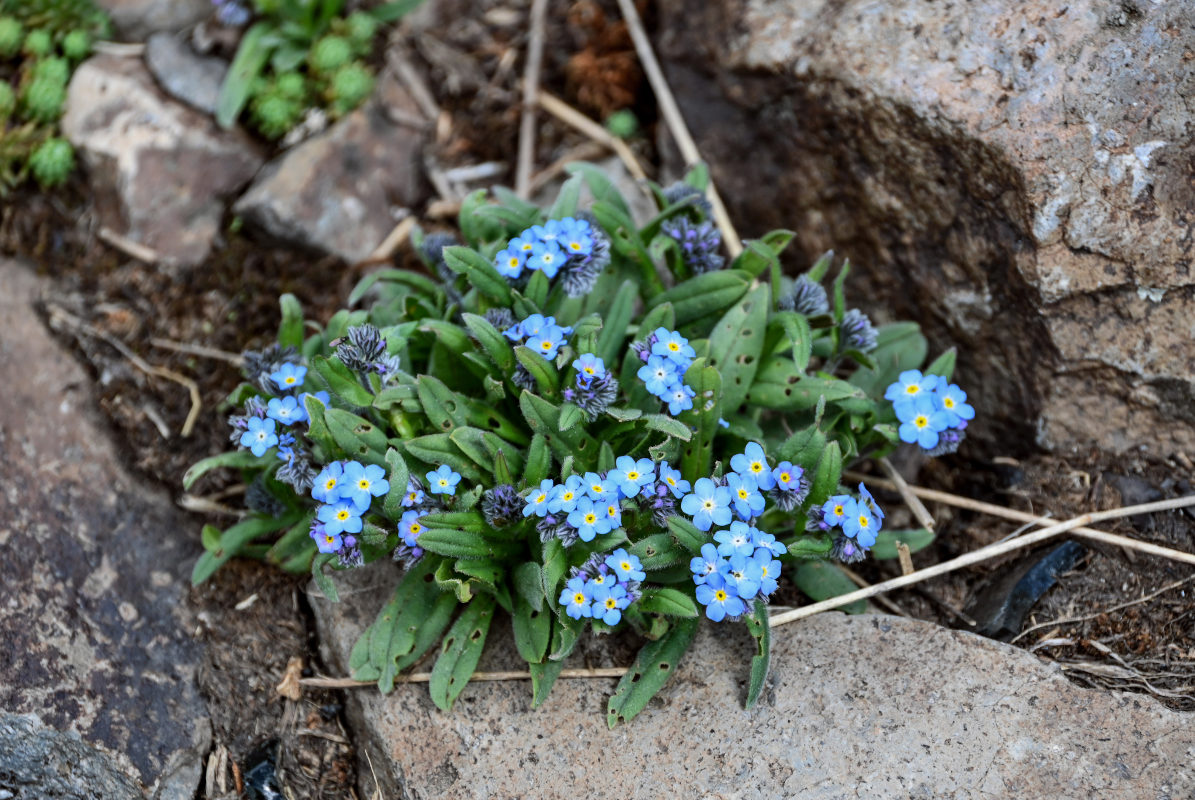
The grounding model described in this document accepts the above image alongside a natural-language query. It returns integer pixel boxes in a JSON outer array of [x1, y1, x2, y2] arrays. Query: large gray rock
[[311, 567, 1195, 799], [62, 54, 263, 269], [233, 72, 427, 263], [0, 714, 144, 800], [95, 0, 210, 41], [0, 260, 211, 798], [144, 32, 228, 115], [656, 0, 1195, 458]]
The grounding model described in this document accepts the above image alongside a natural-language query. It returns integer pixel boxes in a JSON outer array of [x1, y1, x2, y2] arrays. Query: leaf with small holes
[[606, 617, 698, 728], [677, 359, 721, 483], [647, 269, 751, 327], [628, 532, 690, 571], [706, 285, 768, 415], [806, 440, 842, 510], [512, 594, 551, 664], [416, 375, 469, 433], [325, 408, 388, 467], [429, 594, 497, 711], [309, 354, 375, 407], [744, 599, 770, 709], [401, 434, 483, 482], [515, 346, 560, 398], [462, 313, 516, 375], [449, 426, 525, 479], [637, 587, 699, 618], [519, 391, 597, 470]]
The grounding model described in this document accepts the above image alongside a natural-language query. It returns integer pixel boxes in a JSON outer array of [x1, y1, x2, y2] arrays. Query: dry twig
[[767, 495, 1195, 628], [535, 90, 650, 184], [48, 304, 202, 436], [515, 0, 550, 198], [149, 337, 243, 367], [1010, 575, 1195, 644], [614, 0, 742, 255], [878, 457, 935, 531]]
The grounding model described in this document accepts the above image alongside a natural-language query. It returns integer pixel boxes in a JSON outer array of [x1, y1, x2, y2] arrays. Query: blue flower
[[427, 464, 462, 495], [572, 353, 606, 384], [857, 482, 885, 524], [842, 503, 879, 548], [310, 523, 342, 555], [269, 363, 307, 392], [751, 548, 782, 596], [240, 417, 278, 456], [714, 521, 756, 558], [609, 455, 656, 498], [402, 479, 424, 508], [934, 382, 975, 428], [399, 510, 425, 546], [523, 479, 557, 517], [560, 218, 594, 256], [680, 478, 732, 531], [548, 475, 584, 514], [751, 529, 787, 557], [720, 553, 763, 600], [582, 472, 618, 502], [730, 442, 775, 490], [495, 246, 526, 279], [590, 583, 630, 625], [559, 576, 592, 620], [510, 233, 537, 255], [567, 497, 613, 542], [637, 356, 678, 396], [884, 369, 938, 414], [312, 461, 345, 503], [690, 542, 722, 585], [341, 461, 389, 511], [529, 241, 566, 278], [600, 497, 623, 529], [266, 395, 306, 425], [651, 328, 696, 365], [724, 473, 765, 519], [822, 495, 857, 527], [897, 395, 952, 449], [531, 220, 563, 244], [664, 382, 696, 415], [525, 326, 565, 360], [605, 548, 646, 582], [657, 460, 691, 499], [695, 573, 746, 622], [299, 390, 330, 411], [585, 570, 616, 600], [772, 461, 802, 492], [318, 500, 363, 536]]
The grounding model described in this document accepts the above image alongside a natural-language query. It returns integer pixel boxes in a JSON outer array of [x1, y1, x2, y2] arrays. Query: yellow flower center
[[325, 478, 337, 490], [906, 385, 918, 395], [858, 516, 870, 528], [562, 491, 574, 502], [620, 561, 632, 572], [607, 505, 617, 516], [336, 510, 350, 521], [605, 598, 617, 609], [715, 590, 728, 602], [834, 504, 845, 516], [702, 499, 715, 511], [592, 484, 603, 494], [668, 342, 680, 352], [439, 479, 449, 487], [357, 479, 370, 490], [324, 535, 336, 544], [751, 462, 763, 473], [570, 242, 582, 251], [779, 472, 790, 483], [410, 523, 421, 534], [541, 341, 552, 350], [914, 415, 929, 429], [738, 489, 748, 500], [943, 397, 955, 409], [535, 493, 546, 504], [584, 513, 597, 525], [573, 593, 586, 604], [666, 476, 676, 486], [626, 471, 639, 481]]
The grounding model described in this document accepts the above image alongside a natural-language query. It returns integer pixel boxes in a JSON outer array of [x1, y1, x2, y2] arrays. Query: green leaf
[[540, 538, 568, 603], [596, 279, 637, 367], [643, 414, 693, 442], [383, 448, 410, 520], [549, 172, 583, 219], [605, 406, 643, 422], [743, 599, 771, 709], [349, 268, 443, 306], [462, 313, 516, 374], [706, 284, 768, 414], [849, 322, 927, 397], [349, 558, 447, 689], [513, 561, 544, 612], [558, 403, 583, 432], [666, 516, 706, 553], [183, 450, 267, 491], [524, 433, 551, 486], [807, 441, 842, 509], [637, 587, 698, 618], [647, 270, 750, 327], [772, 311, 813, 372], [429, 594, 497, 711], [310, 355, 375, 407], [629, 533, 690, 571], [748, 361, 868, 412], [450, 426, 524, 477], [216, 22, 272, 127], [525, 269, 550, 309], [392, 591, 459, 673], [607, 618, 698, 727], [457, 189, 504, 246], [418, 319, 471, 356], [793, 561, 866, 614], [784, 534, 835, 559], [512, 595, 551, 664], [924, 348, 957, 382], [597, 441, 616, 472], [565, 161, 630, 217], [325, 408, 388, 464], [806, 249, 834, 282], [871, 527, 935, 560], [310, 553, 340, 602], [418, 520, 518, 561], [372, 0, 427, 22], [530, 655, 565, 708], [678, 360, 722, 482], [514, 347, 560, 397], [401, 433, 482, 482], [191, 511, 302, 585], [519, 392, 597, 470], [731, 236, 784, 279], [831, 260, 850, 324], [777, 425, 828, 476], [278, 293, 304, 348], [416, 375, 469, 433], [201, 524, 221, 551]]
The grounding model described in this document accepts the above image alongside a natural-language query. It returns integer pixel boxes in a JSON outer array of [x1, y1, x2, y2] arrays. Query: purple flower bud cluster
[[561, 353, 616, 421], [660, 216, 724, 275], [839, 308, 878, 353], [336, 323, 401, 379], [778, 274, 829, 316]]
